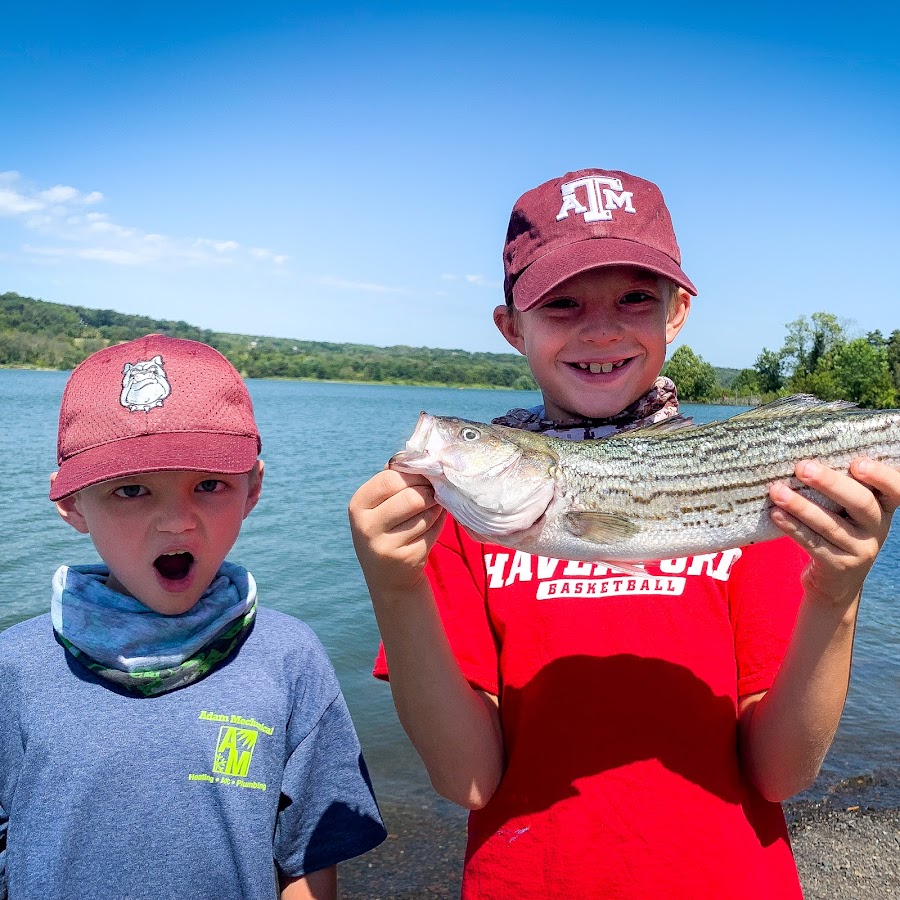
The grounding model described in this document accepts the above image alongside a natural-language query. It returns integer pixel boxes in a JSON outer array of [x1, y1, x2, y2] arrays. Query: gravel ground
[[789, 807, 900, 898], [787, 773, 900, 899], [341, 776, 900, 899]]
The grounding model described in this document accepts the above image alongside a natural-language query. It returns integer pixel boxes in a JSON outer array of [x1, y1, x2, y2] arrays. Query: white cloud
[[464, 274, 501, 287], [439, 272, 502, 289], [0, 171, 288, 270], [0, 188, 43, 216]]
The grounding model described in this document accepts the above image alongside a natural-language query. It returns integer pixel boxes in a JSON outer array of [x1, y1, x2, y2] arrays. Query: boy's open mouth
[[153, 551, 194, 581], [570, 359, 629, 374]]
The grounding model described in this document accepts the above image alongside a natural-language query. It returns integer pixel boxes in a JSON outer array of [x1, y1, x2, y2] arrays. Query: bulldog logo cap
[[51, 334, 261, 500]]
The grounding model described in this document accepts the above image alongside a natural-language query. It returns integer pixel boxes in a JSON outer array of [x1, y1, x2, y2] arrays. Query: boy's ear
[[665, 289, 692, 344], [243, 460, 264, 519], [50, 473, 90, 534], [493, 305, 526, 355]]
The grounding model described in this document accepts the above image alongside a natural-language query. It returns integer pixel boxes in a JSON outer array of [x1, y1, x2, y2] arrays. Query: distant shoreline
[[0, 365, 759, 404]]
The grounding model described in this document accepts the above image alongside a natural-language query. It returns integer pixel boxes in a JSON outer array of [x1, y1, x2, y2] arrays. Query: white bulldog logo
[[120, 355, 171, 412]]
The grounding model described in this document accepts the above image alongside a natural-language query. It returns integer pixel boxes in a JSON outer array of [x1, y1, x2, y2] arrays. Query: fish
[[388, 395, 900, 564]]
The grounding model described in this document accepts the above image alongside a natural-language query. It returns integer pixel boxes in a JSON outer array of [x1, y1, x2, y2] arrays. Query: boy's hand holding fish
[[769, 457, 900, 609], [350, 469, 505, 808], [350, 469, 445, 597], [742, 456, 900, 800]]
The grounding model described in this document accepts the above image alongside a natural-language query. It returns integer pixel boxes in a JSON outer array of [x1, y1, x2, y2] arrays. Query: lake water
[[1, 370, 898, 805]]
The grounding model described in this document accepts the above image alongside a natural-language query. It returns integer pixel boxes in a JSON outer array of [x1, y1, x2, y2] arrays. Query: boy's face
[[494, 266, 690, 421], [53, 464, 263, 615]]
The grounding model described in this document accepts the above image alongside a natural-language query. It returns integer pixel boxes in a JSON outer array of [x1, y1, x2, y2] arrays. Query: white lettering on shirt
[[483, 547, 744, 598]]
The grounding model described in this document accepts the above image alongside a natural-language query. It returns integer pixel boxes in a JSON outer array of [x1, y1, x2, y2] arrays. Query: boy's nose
[[155, 501, 199, 533], [580, 315, 622, 343]]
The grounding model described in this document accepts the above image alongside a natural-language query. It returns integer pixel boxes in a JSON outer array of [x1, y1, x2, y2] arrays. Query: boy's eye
[[196, 479, 224, 493], [541, 297, 578, 310], [114, 484, 148, 498], [621, 291, 656, 304]]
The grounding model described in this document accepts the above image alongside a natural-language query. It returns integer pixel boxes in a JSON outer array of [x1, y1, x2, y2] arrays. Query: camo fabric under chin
[[492, 376, 683, 440], [51, 562, 258, 697], [55, 608, 257, 697]]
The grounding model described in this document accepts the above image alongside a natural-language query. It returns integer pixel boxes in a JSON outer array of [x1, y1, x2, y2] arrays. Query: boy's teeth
[[585, 362, 616, 374]]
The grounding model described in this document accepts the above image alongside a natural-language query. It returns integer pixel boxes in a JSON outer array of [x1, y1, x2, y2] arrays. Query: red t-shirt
[[375, 518, 809, 899]]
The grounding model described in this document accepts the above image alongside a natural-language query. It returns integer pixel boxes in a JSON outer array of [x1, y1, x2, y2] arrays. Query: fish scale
[[389, 396, 900, 563]]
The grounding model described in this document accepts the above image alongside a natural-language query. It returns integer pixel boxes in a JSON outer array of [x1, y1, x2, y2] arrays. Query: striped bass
[[388, 395, 900, 563]]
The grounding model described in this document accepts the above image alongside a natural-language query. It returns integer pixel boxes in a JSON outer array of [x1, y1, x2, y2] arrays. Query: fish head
[[389, 413, 558, 539]]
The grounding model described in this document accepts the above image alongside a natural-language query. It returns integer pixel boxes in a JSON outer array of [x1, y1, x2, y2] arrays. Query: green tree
[[886, 329, 900, 396], [820, 339, 897, 408], [729, 368, 760, 398], [662, 345, 719, 401], [781, 313, 848, 386], [754, 348, 784, 394]]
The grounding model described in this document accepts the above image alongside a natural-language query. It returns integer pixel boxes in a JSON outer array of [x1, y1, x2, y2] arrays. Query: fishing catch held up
[[388, 395, 900, 563]]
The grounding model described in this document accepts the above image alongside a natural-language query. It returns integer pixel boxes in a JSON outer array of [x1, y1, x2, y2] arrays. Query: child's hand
[[349, 470, 446, 596], [769, 458, 900, 608]]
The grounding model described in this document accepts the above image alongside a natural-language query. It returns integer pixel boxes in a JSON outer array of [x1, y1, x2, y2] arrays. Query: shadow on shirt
[[294, 754, 387, 876], [469, 653, 785, 852]]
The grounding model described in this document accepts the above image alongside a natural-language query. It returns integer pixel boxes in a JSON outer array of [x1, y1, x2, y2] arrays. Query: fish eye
[[460, 427, 481, 441]]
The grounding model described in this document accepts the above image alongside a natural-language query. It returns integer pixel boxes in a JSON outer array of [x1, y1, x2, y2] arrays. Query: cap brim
[[512, 238, 697, 311], [50, 432, 261, 500]]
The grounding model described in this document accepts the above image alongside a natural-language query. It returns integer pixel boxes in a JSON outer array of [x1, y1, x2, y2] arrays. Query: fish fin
[[611, 395, 862, 442], [563, 511, 640, 542], [723, 394, 859, 420]]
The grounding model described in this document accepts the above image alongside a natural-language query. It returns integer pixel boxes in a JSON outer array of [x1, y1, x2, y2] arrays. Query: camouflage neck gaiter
[[492, 376, 684, 441], [51, 562, 257, 697]]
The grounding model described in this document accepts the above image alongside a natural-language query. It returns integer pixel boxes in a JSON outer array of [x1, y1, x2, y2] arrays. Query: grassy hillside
[[0, 292, 537, 390]]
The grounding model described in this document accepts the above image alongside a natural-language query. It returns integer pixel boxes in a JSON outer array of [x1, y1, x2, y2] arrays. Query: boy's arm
[[349, 469, 505, 810], [738, 457, 900, 801], [280, 866, 336, 900]]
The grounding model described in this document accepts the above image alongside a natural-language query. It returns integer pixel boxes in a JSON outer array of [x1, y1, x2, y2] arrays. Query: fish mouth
[[153, 551, 195, 582], [567, 358, 630, 375], [389, 413, 445, 476]]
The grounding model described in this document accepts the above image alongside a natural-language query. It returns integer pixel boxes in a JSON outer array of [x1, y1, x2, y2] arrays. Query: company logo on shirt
[[484, 549, 743, 599], [214, 726, 258, 777], [187, 709, 274, 790]]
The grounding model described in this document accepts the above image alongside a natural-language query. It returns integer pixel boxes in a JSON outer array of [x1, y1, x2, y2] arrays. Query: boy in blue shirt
[[0, 334, 386, 900]]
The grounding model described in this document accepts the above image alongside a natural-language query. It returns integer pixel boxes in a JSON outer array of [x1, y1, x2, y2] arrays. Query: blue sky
[[2, 2, 898, 368]]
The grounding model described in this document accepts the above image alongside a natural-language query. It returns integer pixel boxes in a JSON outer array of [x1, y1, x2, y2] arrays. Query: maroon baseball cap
[[50, 334, 261, 500], [503, 167, 697, 311]]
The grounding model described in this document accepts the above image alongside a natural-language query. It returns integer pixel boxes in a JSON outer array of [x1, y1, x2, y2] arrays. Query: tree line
[[0, 292, 537, 390], [664, 312, 900, 408], [2, 293, 897, 407]]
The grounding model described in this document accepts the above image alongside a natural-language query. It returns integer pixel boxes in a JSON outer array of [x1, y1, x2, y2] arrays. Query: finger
[[387, 501, 445, 541], [768, 501, 855, 558], [792, 460, 886, 534], [849, 458, 900, 512], [369, 482, 442, 531], [768, 484, 859, 555], [351, 469, 436, 511]]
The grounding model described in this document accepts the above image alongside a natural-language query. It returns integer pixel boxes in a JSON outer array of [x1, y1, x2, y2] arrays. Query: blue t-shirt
[[0, 607, 386, 900]]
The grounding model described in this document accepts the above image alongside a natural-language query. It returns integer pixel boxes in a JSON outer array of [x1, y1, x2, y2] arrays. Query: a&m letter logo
[[120, 355, 171, 412], [557, 175, 636, 223], [213, 726, 259, 778]]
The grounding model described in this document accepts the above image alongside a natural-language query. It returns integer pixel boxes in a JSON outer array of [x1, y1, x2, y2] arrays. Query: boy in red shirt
[[349, 169, 900, 898]]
